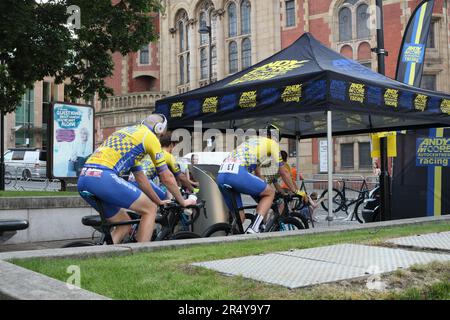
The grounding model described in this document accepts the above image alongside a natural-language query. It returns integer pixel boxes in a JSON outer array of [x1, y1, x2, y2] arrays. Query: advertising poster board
[[319, 140, 328, 173], [48, 102, 94, 179], [392, 129, 449, 219]]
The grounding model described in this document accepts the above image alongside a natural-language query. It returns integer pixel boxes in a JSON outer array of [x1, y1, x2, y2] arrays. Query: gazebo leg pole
[[295, 118, 300, 186], [327, 111, 333, 226]]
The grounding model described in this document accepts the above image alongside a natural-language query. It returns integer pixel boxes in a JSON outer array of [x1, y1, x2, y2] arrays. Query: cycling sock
[[249, 214, 264, 233]]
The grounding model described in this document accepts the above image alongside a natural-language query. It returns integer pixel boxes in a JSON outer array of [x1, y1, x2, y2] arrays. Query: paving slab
[[193, 253, 366, 289], [281, 244, 450, 273], [386, 231, 450, 251], [192, 244, 450, 289]]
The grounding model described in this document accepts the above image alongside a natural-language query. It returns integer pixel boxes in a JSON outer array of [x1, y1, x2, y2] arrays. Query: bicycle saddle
[[0, 220, 29, 232], [81, 215, 102, 227]]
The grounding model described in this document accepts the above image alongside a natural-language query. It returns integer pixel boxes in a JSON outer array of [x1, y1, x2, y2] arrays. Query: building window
[[200, 48, 208, 79], [358, 142, 372, 169], [241, 0, 251, 35], [139, 45, 149, 65], [176, 10, 190, 87], [186, 52, 190, 83], [200, 11, 208, 45], [421, 74, 437, 91], [179, 21, 185, 52], [228, 2, 237, 37], [229, 41, 238, 73], [356, 4, 370, 39], [186, 23, 190, 50], [339, 7, 352, 42], [179, 56, 185, 85], [288, 139, 297, 157], [211, 45, 217, 79], [361, 62, 372, 69], [427, 20, 436, 49], [241, 38, 251, 69], [15, 88, 34, 147], [285, 1, 296, 27], [341, 143, 354, 169]]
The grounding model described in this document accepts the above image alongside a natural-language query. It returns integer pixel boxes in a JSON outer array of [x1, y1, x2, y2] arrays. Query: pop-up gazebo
[[155, 33, 450, 219]]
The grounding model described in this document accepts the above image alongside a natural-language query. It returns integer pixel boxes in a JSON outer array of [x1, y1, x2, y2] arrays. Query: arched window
[[179, 56, 185, 84], [199, 11, 208, 45], [241, 0, 251, 35], [178, 20, 185, 52], [339, 7, 352, 42], [357, 4, 370, 39], [176, 9, 189, 87], [229, 41, 238, 73], [228, 2, 237, 37], [241, 38, 251, 69], [200, 48, 208, 79]]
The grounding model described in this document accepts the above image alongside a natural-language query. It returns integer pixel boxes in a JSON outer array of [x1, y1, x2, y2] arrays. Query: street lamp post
[[198, 25, 212, 84]]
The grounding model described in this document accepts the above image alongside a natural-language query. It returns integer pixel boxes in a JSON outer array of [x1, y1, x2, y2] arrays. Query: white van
[[181, 152, 229, 166], [4, 148, 47, 180]]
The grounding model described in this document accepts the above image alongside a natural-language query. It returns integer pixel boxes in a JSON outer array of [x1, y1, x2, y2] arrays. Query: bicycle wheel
[[62, 241, 96, 248], [289, 211, 310, 229], [202, 223, 233, 237], [274, 216, 305, 231], [171, 231, 202, 240], [4, 172, 12, 185], [320, 188, 344, 213], [353, 199, 365, 223]]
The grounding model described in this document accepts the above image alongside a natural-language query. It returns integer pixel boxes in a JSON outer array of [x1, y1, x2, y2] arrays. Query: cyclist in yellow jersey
[[78, 114, 196, 243], [159, 132, 197, 193], [217, 124, 304, 234]]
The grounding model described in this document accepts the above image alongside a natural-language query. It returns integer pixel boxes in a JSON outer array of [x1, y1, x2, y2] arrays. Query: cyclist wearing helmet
[[217, 123, 304, 234], [78, 114, 196, 243], [129, 131, 196, 199]]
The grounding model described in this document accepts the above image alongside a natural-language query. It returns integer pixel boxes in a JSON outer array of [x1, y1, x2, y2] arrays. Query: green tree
[[0, 0, 162, 114]]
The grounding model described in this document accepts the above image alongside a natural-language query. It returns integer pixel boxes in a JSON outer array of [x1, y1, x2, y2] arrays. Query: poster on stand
[[48, 102, 94, 179]]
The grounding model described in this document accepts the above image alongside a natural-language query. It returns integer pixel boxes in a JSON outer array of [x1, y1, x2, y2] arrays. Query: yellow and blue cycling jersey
[[225, 137, 283, 173], [85, 124, 168, 175], [140, 150, 181, 179]]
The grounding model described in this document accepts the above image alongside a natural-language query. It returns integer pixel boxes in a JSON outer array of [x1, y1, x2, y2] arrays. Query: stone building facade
[[2, 0, 449, 176]]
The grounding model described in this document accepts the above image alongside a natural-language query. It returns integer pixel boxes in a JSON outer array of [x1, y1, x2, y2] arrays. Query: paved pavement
[[387, 231, 450, 251], [193, 237, 450, 289]]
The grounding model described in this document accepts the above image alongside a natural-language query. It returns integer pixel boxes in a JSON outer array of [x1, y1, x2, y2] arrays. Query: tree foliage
[[0, 0, 162, 113]]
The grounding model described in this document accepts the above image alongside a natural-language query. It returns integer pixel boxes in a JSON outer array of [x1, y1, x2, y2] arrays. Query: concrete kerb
[[0, 260, 110, 300], [1, 215, 449, 261], [0, 215, 448, 300]]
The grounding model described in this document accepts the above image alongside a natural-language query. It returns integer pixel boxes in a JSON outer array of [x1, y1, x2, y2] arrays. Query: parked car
[[3, 148, 47, 180]]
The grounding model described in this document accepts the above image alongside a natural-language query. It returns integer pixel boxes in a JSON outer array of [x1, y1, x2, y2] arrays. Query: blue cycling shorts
[[77, 167, 142, 218], [217, 166, 267, 210], [130, 179, 167, 201]]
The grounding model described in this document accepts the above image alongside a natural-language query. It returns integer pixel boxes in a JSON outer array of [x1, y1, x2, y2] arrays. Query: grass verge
[[12, 221, 450, 300]]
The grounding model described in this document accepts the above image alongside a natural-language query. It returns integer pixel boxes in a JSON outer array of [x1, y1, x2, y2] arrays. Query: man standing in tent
[[78, 114, 196, 243], [216, 124, 305, 234]]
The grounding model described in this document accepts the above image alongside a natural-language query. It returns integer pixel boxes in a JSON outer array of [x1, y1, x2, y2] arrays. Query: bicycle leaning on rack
[[318, 177, 374, 221]]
